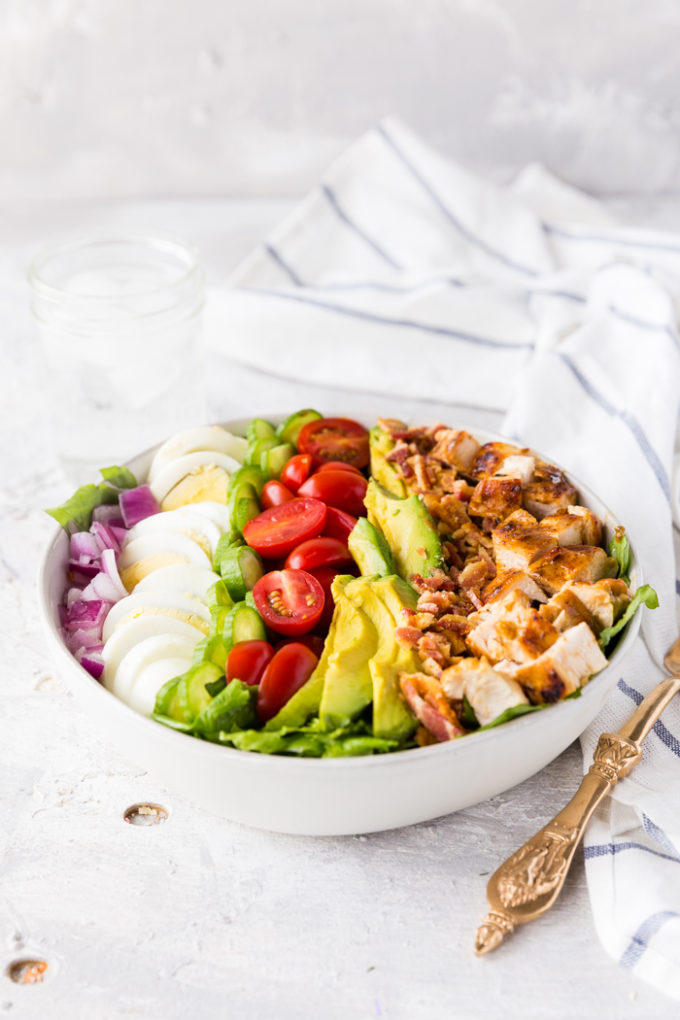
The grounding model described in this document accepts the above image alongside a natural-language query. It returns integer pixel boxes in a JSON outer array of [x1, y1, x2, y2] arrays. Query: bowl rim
[[37, 415, 643, 773]]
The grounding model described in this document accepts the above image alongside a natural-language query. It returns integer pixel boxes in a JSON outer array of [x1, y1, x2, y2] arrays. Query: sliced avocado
[[364, 479, 442, 582], [319, 579, 378, 728], [264, 576, 353, 730], [347, 517, 395, 578], [369, 426, 407, 497], [344, 576, 418, 742]]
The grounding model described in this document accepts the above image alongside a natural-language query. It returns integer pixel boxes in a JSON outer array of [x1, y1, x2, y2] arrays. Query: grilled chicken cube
[[514, 622, 608, 702], [538, 587, 602, 633], [522, 461, 579, 519], [530, 546, 618, 596], [567, 505, 603, 547], [562, 578, 631, 630], [492, 509, 556, 573], [481, 569, 548, 605], [538, 509, 589, 546], [471, 441, 530, 480], [440, 656, 528, 726], [468, 477, 523, 523], [431, 429, 481, 473], [467, 590, 559, 665], [494, 453, 536, 486]]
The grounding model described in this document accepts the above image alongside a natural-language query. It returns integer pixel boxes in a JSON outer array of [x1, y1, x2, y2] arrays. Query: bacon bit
[[400, 606, 416, 619], [400, 674, 464, 741], [395, 626, 422, 646], [386, 443, 410, 464], [459, 559, 491, 590], [468, 590, 484, 610], [400, 461, 415, 479], [420, 656, 444, 678]]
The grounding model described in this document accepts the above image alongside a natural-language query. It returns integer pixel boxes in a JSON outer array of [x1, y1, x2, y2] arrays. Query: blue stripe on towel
[[376, 124, 541, 279], [620, 910, 680, 969], [557, 353, 671, 502], [584, 842, 680, 865], [642, 814, 680, 859], [320, 184, 403, 271], [264, 244, 305, 286], [244, 288, 535, 350], [617, 679, 680, 758], [544, 222, 680, 256]]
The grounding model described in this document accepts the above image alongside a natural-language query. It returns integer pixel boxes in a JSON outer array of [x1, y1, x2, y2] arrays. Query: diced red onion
[[75, 646, 105, 680], [70, 530, 105, 564], [68, 560, 100, 585], [91, 520, 122, 554], [110, 525, 128, 546], [119, 485, 160, 528], [64, 598, 110, 631], [68, 626, 108, 651], [92, 505, 124, 527], [100, 547, 128, 599], [66, 586, 85, 609]]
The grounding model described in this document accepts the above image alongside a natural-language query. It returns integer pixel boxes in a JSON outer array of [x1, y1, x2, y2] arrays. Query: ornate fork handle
[[475, 677, 680, 956]]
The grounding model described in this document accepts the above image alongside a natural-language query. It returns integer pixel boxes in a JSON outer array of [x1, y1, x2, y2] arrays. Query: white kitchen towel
[[206, 118, 680, 997]]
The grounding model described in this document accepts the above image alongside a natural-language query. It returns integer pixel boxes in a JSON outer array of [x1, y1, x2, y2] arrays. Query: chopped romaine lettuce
[[46, 465, 138, 533], [599, 584, 659, 651], [609, 527, 631, 586]]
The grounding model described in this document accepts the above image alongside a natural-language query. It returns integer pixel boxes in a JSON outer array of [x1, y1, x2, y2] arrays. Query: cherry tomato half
[[297, 417, 369, 469], [243, 498, 327, 558], [284, 536, 354, 573], [322, 506, 358, 543], [257, 642, 319, 722], [252, 569, 325, 636], [261, 480, 295, 510], [316, 461, 365, 477], [226, 640, 274, 687], [280, 453, 314, 494], [307, 566, 346, 631], [297, 470, 368, 517]]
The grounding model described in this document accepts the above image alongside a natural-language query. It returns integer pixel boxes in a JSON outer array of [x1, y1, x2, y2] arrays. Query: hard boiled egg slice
[[149, 452, 240, 509], [148, 426, 247, 479], [129, 657, 195, 716], [117, 531, 211, 591], [111, 633, 196, 705], [126, 509, 222, 559], [101, 614, 201, 690], [102, 590, 210, 642], [188, 501, 232, 532], [133, 564, 219, 601]]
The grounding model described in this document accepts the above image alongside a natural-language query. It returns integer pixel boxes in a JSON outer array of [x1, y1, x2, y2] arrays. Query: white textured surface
[[4, 1, 680, 198], [2, 197, 679, 1017]]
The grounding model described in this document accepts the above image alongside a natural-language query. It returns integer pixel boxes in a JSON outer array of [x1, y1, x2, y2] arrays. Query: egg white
[[148, 426, 247, 480], [133, 564, 219, 600], [111, 634, 197, 705], [128, 657, 196, 716], [149, 451, 241, 504], [102, 590, 211, 642], [126, 508, 222, 557], [102, 614, 202, 689]]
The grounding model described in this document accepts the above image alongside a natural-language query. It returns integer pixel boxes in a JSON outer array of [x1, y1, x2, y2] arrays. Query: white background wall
[[3, 0, 680, 200]]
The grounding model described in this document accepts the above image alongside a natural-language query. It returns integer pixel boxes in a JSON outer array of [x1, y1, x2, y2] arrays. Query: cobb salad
[[48, 411, 658, 757]]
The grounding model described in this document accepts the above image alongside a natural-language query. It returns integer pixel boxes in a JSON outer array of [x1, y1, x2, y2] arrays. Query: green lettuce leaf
[[599, 584, 659, 650], [45, 464, 139, 533], [609, 527, 631, 585], [194, 679, 257, 737], [98, 465, 138, 489]]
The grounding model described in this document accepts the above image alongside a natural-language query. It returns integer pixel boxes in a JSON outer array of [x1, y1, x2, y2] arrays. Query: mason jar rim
[[27, 231, 204, 304]]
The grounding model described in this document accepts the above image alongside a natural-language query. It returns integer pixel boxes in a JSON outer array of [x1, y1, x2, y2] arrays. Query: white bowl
[[38, 421, 642, 836]]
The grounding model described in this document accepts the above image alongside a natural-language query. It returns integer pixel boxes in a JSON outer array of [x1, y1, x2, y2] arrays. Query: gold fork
[[474, 674, 680, 955]]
